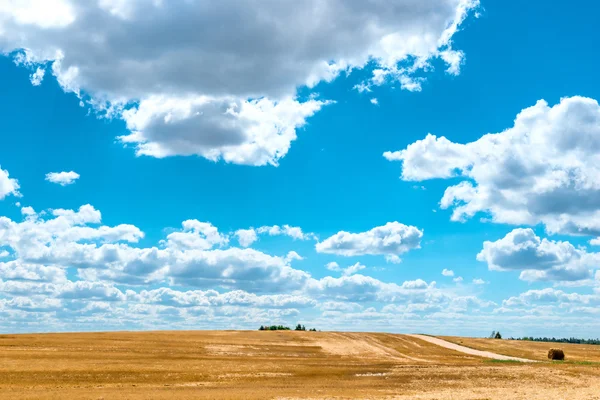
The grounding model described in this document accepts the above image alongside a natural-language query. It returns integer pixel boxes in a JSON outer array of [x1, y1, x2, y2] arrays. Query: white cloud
[[591, 238, 600, 246], [1, 0, 478, 166], [29, 66, 45, 86], [370, 98, 379, 105], [45, 171, 80, 186], [0, 261, 66, 283], [164, 220, 228, 250], [0, 166, 20, 200], [256, 225, 316, 241], [316, 222, 423, 260], [442, 268, 455, 277], [343, 263, 366, 276], [453, 276, 463, 283], [21, 206, 35, 216], [327, 262, 367, 276], [472, 278, 486, 285], [0, 205, 311, 293], [325, 262, 340, 272], [477, 228, 599, 282], [234, 228, 258, 248], [307, 274, 439, 303], [502, 288, 600, 308], [385, 97, 600, 237]]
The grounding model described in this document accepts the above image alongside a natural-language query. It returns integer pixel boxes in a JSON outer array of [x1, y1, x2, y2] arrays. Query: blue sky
[[1, 0, 600, 337]]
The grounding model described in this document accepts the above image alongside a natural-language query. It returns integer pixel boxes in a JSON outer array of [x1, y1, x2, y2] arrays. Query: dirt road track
[[408, 334, 537, 362]]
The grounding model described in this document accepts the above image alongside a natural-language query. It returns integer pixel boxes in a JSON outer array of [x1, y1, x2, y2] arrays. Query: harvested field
[[443, 336, 600, 363], [0, 330, 599, 399]]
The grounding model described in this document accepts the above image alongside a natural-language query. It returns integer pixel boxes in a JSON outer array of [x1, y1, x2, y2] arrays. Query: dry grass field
[[443, 336, 600, 363], [1, 330, 599, 399]]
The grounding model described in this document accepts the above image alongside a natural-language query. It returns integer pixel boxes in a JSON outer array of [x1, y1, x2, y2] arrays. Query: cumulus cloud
[[45, 171, 80, 186], [1, 0, 478, 166], [164, 220, 228, 250], [256, 225, 316, 241], [235, 229, 258, 248], [472, 278, 486, 285], [385, 96, 600, 237], [477, 228, 600, 282], [0, 166, 20, 199], [0, 205, 310, 292], [316, 222, 423, 260], [325, 262, 340, 272], [29, 66, 45, 86], [442, 268, 454, 277], [502, 288, 600, 308], [307, 274, 437, 303], [325, 262, 366, 276], [453, 276, 463, 283]]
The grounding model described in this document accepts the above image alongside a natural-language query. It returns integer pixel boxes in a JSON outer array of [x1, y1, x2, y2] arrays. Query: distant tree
[[309, 328, 317, 332], [489, 331, 496, 339], [495, 332, 502, 339], [259, 325, 265, 331], [295, 324, 303, 331]]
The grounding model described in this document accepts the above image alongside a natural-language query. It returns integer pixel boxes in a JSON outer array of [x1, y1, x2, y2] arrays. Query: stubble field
[[1, 330, 599, 399]]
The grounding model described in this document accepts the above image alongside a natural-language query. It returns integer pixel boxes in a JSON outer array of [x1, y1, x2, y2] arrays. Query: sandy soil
[[409, 334, 536, 362], [0, 330, 599, 399]]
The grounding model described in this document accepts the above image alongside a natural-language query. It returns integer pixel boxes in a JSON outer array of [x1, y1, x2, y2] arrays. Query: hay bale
[[548, 348, 565, 360]]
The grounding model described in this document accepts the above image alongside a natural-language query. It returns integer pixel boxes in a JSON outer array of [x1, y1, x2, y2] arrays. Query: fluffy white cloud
[[477, 228, 600, 282], [164, 220, 228, 250], [29, 66, 45, 85], [0, 166, 19, 199], [502, 288, 600, 308], [325, 261, 340, 272], [1, 0, 478, 166], [316, 222, 422, 260], [307, 275, 437, 303], [257, 225, 316, 241], [385, 97, 600, 237], [472, 278, 486, 285], [0, 205, 310, 292], [325, 262, 366, 276], [45, 171, 80, 186], [234, 229, 258, 248], [453, 276, 463, 283], [0, 261, 66, 283], [442, 268, 454, 277]]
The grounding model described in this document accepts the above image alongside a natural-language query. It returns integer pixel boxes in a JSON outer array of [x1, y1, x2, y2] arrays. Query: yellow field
[[443, 336, 600, 363], [1, 330, 599, 399]]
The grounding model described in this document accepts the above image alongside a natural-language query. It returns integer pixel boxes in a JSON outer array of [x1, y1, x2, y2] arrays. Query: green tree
[[495, 331, 502, 339]]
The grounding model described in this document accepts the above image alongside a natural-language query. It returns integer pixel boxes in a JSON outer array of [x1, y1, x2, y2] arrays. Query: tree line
[[259, 324, 317, 331], [510, 337, 600, 345]]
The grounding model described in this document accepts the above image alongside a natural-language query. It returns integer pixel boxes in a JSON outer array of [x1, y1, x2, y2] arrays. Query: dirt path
[[408, 334, 536, 362]]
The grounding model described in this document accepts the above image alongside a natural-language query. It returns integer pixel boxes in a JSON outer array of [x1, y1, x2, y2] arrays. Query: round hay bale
[[548, 348, 565, 360]]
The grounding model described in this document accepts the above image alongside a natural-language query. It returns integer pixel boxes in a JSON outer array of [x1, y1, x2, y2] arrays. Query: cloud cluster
[[385, 96, 600, 237], [477, 228, 599, 282], [0, 199, 505, 333], [0, 166, 19, 199], [325, 262, 366, 276], [1, 0, 478, 166], [235, 225, 316, 247], [316, 222, 423, 262], [45, 171, 80, 186]]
